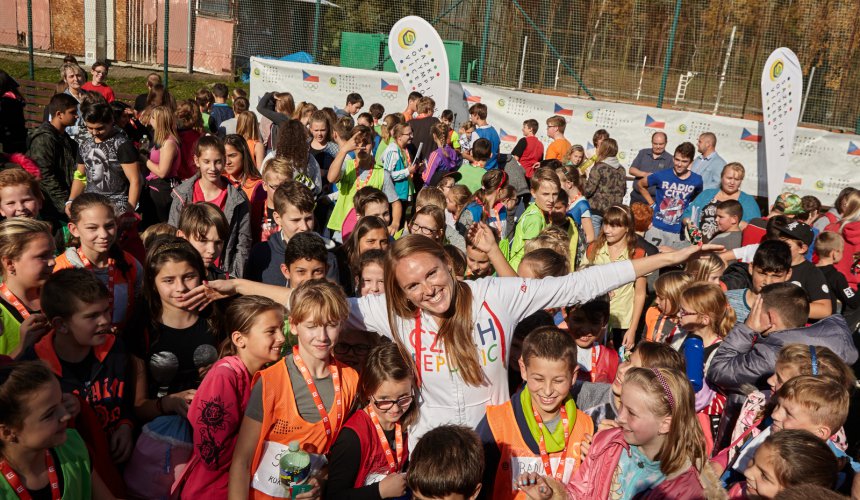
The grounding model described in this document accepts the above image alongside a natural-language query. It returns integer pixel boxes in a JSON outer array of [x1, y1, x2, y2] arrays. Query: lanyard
[[77, 248, 115, 314], [0, 283, 31, 319], [0, 450, 61, 500], [531, 404, 571, 481], [412, 310, 424, 386], [365, 406, 404, 473], [291, 346, 343, 450], [590, 345, 600, 382]]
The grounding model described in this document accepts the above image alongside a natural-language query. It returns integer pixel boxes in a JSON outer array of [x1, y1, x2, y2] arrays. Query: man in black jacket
[[27, 93, 79, 220]]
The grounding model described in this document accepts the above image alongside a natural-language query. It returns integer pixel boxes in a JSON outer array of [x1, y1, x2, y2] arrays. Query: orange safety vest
[[53, 250, 139, 327], [486, 403, 593, 500], [248, 358, 359, 499]]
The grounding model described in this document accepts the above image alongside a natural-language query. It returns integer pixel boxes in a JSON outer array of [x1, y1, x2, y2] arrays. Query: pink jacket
[[176, 356, 252, 499], [565, 428, 712, 500]]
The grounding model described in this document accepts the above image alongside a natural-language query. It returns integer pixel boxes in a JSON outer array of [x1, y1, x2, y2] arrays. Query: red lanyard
[[412, 311, 424, 386], [531, 404, 571, 481], [0, 450, 61, 500], [77, 248, 115, 313], [365, 406, 404, 473], [0, 283, 32, 319], [590, 345, 600, 382], [292, 346, 343, 450]]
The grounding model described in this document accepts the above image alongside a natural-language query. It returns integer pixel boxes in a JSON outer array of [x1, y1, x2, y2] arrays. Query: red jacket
[[826, 220, 860, 288], [575, 345, 619, 384], [564, 427, 714, 499]]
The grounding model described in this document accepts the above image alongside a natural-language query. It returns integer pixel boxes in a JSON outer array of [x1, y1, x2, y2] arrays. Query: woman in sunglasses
[[326, 342, 416, 499]]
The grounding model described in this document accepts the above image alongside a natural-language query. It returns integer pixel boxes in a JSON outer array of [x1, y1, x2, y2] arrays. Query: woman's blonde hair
[[289, 279, 349, 326], [150, 105, 179, 146], [624, 367, 706, 476], [220, 295, 286, 357], [653, 271, 693, 317], [721, 162, 745, 180], [236, 111, 261, 141], [595, 137, 619, 164], [0, 218, 52, 275], [680, 282, 737, 338], [379, 114, 401, 142], [684, 253, 726, 283], [839, 190, 860, 226], [274, 92, 295, 116], [384, 235, 483, 386]]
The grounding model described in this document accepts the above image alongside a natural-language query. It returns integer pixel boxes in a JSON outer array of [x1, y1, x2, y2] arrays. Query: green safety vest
[[327, 159, 386, 232]]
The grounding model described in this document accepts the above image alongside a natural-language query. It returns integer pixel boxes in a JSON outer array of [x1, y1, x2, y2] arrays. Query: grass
[[0, 53, 249, 103]]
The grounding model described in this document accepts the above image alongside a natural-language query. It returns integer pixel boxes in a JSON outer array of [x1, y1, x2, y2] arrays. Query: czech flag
[[784, 173, 802, 185], [464, 89, 481, 103], [554, 103, 573, 117], [302, 70, 319, 83], [500, 129, 517, 142], [740, 128, 762, 142], [848, 141, 860, 156], [381, 79, 398, 92], [644, 114, 665, 129]]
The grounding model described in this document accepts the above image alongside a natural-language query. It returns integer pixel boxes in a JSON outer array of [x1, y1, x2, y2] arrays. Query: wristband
[[73, 171, 87, 182], [65, 199, 74, 206]]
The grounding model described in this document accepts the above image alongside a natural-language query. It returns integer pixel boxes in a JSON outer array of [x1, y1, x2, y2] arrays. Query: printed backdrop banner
[[250, 57, 860, 205], [761, 48, 803, 207], [388, 16, 450, 114]]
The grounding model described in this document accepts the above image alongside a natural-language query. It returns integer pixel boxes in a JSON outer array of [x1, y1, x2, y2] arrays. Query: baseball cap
[[773, 217, 814, 246], [774, 192, 804, 216], [440, 170, 462, 182]]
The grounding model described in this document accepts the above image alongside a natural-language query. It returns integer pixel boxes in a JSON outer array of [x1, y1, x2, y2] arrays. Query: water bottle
[[279, 440, 312, 498], [140, 134, 151, 158]]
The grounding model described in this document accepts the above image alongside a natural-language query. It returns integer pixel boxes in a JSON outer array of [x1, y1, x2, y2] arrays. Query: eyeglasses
[[400, 132, 414, 137], [372, 394, 414, 411], [676, 308, 699, 318], [410, 223, 438, 236]]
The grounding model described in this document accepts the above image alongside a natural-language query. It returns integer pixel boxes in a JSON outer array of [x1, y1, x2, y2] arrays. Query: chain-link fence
[[2, 0, 859, 132]]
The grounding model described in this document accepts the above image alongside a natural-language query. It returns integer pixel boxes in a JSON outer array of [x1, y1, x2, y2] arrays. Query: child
[[402, 91, 421, 122], [337, 92, 364, 118], [581, 205, 648, 350], [456, 138, 491, 194], [446, 183, 472, 250], [328, 126, 401, 237], [685, 252, 727, 285], [181, 296, 286, 498], [168, 135, 251, 278], [0, 218, 54, 357], [55, 193, 142, 327], [408, 205, 446, 244], [544, 115, 571, 162], [28, 92, 78, 217], [407, 425, 484, 500], [710, 199, 744, 250], [415, 185, 447, 212], [677, 282, 735, 442], [196, 87, 214, 131], [345, 216, 390, 280], [326, 342, 416, 499], [126, 237, 218, 421], [460, 169, 508, 235], [477, 326, 593, 499], [0, 361, 115, 498], [458, 120, 476, 156], [815, 231, 860, 316], [508, 167, 561, 270], [639, 142, 703, 249], [356, 249, 386, 297], [343, 186, 395, 241], [259, 156, 291, 242], [565, 298, 618, 383], [643, 271, 693, 348], [0, 164, 43, 219], [556, 165, 594, 244], [439, 109, 456, 146], [369, 103, 385, 131], [374, 114, 402, 169], [177, 202, 230, 280], [69, 100, 141, 217], [423, 122, 460, 187], [208, 82, 234, 134], [237, 111, 266, 168], [563, 145, 585, 169], [223, 134, 265, 242], [228, 280, 360, 499], [381, 123, 416, 208], [519, 367, 718, 499], [466, 103, 500, 170], [724, 240, 793, 323], [772, 217, 833, 319], [510, 119, 544, 178], [82, 60, 115, 102], [282, 231, 330, 288]]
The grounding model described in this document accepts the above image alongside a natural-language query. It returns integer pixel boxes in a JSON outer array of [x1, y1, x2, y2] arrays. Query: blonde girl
[[326, 342, 417, 499], [236, 111, 266, 169], [228, 280, 359, 500], [556, 165, 594, 243], [375, 114, 402, 168], [678, 282, 736, 445], [0, 218, 55, 357], [643, 271, 693, 348], [564, 144, 585, 169], [382, 122, 416, 204], [519, 367, 718, 500], [582, 205, 647, 350], [684, 253, 727, 284], [181, 296, 286, 498]]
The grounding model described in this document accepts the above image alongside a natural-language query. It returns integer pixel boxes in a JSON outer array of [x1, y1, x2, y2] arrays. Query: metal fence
[[3, 0, 859, 132]]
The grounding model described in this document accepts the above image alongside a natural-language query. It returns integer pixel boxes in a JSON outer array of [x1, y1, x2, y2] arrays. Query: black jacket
[[27, 122, 78, 215]]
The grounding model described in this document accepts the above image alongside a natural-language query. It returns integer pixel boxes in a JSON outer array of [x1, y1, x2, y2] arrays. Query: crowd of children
[[0, 63, 857, 499]]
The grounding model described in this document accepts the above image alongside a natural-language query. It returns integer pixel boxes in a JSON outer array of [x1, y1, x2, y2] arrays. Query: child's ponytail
[[624, 367, 706, 476], [474, 170, 507, 223]]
